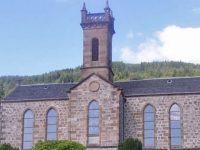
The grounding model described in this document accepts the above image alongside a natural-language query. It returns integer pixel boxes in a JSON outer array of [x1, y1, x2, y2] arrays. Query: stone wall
[[1, 100, 70, 149], [3, 76, 200, 150], [0, 102, 2, 144], [81, 27, 113, 81], [0, 74, 122, 150], [124, 94, 200, 150], [82, 28, 111, 68], [119, 95, 125, 143], [69, 74, 121, 148]]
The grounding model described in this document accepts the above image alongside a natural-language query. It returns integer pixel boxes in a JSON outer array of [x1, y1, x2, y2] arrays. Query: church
[[1, 2, 200, 150]]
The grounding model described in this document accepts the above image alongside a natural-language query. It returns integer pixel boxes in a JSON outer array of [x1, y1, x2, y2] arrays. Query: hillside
[[1, 61, 200, 99]]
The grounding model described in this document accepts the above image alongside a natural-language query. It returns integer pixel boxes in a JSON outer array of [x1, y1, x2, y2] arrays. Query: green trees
[[118, 138, 142, 150], [0, 143, 19, 150], [1, 61, 200, 99], [31, 140, 85, 150], [0, 83, 5, 100], [112, 61, 200, 81], [0, 141, 85, 150]]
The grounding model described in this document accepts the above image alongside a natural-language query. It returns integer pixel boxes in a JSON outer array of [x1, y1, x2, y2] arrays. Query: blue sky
[[0, 0, 200, 76]]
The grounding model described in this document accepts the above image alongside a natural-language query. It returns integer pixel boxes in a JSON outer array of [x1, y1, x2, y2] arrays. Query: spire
[[81, 2, 87, 23], [82, 2, 87, 11], [104, 0, 111, 12], [106, 0, 109, 9]]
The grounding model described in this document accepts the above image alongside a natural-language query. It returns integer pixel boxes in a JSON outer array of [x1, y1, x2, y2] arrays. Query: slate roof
[[115, 77, 200, 96], [4, 83, 75, 101], [3, 77, 200, 101]]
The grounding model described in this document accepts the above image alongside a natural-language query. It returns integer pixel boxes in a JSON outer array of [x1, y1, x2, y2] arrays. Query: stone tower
[[80, 1, 115, 81]]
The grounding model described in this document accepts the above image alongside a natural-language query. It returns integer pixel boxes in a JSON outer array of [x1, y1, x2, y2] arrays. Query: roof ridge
[[115, 76, 200, 83], [20, 82, 76, 87]]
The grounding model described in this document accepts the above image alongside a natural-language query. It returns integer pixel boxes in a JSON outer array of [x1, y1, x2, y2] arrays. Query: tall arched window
[[47, 108, 57, 140], [170, 104, 181, 147], [144, 105, 155, 148], [88, 100, 100, 144], [23, 110, 34, 150], [92, 38, 99, 61]]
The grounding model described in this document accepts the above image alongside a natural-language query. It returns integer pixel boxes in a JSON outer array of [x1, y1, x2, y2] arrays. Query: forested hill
[[1, 61, 200, 99]]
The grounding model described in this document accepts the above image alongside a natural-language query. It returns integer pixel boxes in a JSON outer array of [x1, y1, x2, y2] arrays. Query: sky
[[0, 0, 200, 76]]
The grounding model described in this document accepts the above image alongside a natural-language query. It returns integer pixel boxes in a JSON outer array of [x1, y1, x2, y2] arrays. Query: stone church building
[[1, 2, 200, 150]]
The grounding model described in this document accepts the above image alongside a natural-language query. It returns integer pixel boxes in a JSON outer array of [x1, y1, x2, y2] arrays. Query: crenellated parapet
[[81, 2, 115, 34]]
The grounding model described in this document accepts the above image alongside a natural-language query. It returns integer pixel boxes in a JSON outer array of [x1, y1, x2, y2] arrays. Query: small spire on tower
[[105, 0, 109, 9], [82, 2, 87, 11], [104, 0, 111, 12]]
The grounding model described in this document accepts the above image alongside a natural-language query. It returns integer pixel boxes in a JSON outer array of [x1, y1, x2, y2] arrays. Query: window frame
[[169, 103, 182, 149], [143, 104, 155, 148], [22, 109, 34, 150], [87, 100, 100, 145], [46, 108, 58, 141]]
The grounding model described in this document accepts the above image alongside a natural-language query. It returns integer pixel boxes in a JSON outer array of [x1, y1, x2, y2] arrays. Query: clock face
[[89, 81, 100, 92]]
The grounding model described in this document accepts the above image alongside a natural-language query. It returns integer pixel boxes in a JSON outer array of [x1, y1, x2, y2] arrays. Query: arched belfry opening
[[80, 2, 115, 81]]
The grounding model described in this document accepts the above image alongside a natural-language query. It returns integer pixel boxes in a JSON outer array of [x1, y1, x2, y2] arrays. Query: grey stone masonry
[[0, 74, 123, 150], [69, 74, 122, 148], [124, 94, 200, 150], [0, 101, 2, 144], [1, 100, 70, 149]]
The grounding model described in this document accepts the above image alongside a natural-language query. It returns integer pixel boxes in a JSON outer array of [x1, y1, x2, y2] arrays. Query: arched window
[[23, 110, 34, 150], [47, 108, 57, 140], [170, 104, 181, 147], [144, 105, 155, 147], [88, 100, 100, 144], [92, 38, 99, 61]]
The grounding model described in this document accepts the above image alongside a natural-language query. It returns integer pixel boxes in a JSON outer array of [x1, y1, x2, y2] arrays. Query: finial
[[104, 0, 111, 12], [105, 0, 109, 9], [82, 2, 87, 11]]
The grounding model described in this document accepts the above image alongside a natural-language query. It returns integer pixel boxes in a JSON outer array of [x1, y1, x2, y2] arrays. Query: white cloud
[[120, 47, 136, 63], [192, 8, 200, 14], [120, 25, 200, 64]]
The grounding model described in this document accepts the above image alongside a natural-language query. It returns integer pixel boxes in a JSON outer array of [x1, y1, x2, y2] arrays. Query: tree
[[118, 138, 142, 150], [1, 61, 200, 97], [31, 140, 86, 150], [0, 83, 5, 100], [0, 143, 19, 150]]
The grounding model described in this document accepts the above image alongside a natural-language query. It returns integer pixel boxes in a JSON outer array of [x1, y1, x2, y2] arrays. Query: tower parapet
[[81, 3, 115, 35]]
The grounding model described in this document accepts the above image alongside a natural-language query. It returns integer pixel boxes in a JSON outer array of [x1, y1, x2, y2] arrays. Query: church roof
[[4, 83, 75, 101], [3, 77, 200, 101], [115, 76, 200, 97]]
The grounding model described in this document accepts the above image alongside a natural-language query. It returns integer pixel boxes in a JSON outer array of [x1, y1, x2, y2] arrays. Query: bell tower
[[80, 1, 115, 81]]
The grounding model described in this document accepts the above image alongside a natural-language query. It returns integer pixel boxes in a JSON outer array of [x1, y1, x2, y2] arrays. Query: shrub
[[31, 140, 86, 150], [118, 138, 142, 150], [0, 143, 19, 150]]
